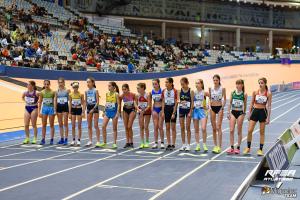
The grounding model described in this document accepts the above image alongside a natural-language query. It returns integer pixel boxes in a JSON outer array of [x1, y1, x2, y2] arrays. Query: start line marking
[[135, 151, 164, 155], [56, 146, 81, 151], [21, 144, 43, 148], [178, 153, 208, 157], [91, 149, 117, 153]]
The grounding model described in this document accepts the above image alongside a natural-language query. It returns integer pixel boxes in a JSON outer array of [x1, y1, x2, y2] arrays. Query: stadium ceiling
[[221, 0, 300, 8]]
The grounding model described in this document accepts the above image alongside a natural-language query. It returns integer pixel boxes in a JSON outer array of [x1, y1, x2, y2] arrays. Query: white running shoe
[[85, 141, 92, 147], [70, 140, 75, 146], [76, 140, 81, 146], [185, 144, 191, 151], [152, 143, 158, 149], [179, 144, 186, 151], [160, 143, 165, 149]]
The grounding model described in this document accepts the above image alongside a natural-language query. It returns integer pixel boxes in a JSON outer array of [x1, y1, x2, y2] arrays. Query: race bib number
[[25, 96, 35, 104], [124, 101, 133, 107], [57, 97, 67, 104], [138, 102, 148, 109], [105, 102, 115, 109], [232, 99, 243, 109], [212, 94, 222, 101], [152, 94, 161, 102], [179, 101, 190, 109], [72, 99, 81, 106], [256, 95, 267, 104], [43, 98, 53, 104], [165, 97, 175, 105], [87, 96, 95, 104], [194, 100, 203, 108]]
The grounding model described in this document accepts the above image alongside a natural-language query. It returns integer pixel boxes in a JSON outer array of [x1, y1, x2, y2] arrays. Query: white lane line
[[148, 101, 300, 200], [98, 184, 161, 193], [0, 81, 24, 93], [0, 150, 35, 158]]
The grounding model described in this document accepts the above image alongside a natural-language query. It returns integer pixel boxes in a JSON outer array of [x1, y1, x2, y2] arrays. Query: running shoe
[[203, 143, 208, 153], [49, 138, 54, 145], [139, 143, 144, 149], [70, 140, 76, 146], [185, 145, 191, 152], [85, 141, 92, 147], [57, 138, 64, 145], [152, 143, 158, 149], [31, 137, 37, 144], [217, 146, 222, 154], [257, 149, 264, 156], [234, 149, 240, 154], [212, 146, 219, 154], [144, 142, 150, 148], [227, 148, 235, 154], [64, 138, 68, 146], [112, 143, 118, 149], [171, 145, 175, 150], [95, 142, 101, 148], [179, 145, 186, 151], [165, 144, 172, 151], [130, 143, 134, 149], [195, 144, 201, 151], [243, 147, 251, 155], [123, 143, 130, 149], [99, 143, 107, 148], [40, 139, 45, 145], [76, 140, 81, 146], [23, 138, 30, 144], [160, 143, 165, 149]]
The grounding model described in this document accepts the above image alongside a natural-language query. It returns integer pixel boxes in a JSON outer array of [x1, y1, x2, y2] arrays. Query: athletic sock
[[237, 146, 240, 150], [260, 144, 264, 150], [247, 142, 251, 148], [231, 145, 234, 149]]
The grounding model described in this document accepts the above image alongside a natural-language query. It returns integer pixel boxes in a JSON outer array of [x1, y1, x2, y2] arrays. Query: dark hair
[[236, 79, 245, 92], [197, 79, 204, 90], [87, 77, 96, 88], [42, 79, 50, 90], [110, 81, 119, 93], [166, 77, 174, 88], [152, 79, 160, 88], [58, 77, 65, 83], [122, 83, 130, 91], [138, 82, 146, 90], [259, 77, 268, 91], [29, 81, 37, 91], [213, 74, 221, 85], [180, 77, 189, 85]]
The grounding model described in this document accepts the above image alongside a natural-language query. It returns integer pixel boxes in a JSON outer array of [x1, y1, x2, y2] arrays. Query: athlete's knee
[[94, 124, 99, 130], [24, 124, 30, 129]]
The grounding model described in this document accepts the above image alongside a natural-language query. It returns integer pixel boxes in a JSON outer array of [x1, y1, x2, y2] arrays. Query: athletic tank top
[[231, 90, 244, 111], [162, 88, 177, 106], [57, 89, 69, 105], [210, 86, 223, 102], [179, 88, 191, 110], [41, 89, 54, 107], [105, 92, 117, 110], [151, 89, 162, 102], [255, 90, 268, 105], [194, 90, 206, 109], [86, 88, 97, 105], [123, 92, 135, 108], [70, 92, 82, 107], [138, 93, 149, 110], [24, 90, 38, 106]]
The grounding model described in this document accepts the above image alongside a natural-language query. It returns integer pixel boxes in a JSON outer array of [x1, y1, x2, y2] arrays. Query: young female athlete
[[150, 79, 165, 149], [193, 79, 209, 152], [39, 80, 56, 145], [85, 77, 101, 147], [136, 83, 152, 149], [244, 77, 272, 156], [69, 82, 85, 146], [22, 81, 39, 144], [119, 84, 136, 149], [102, 82, 120, 149], [209, 74, 226, 154], [179, 77, 194, 151], [55, 77, 70, 145], [161, 77, 178, 151], [227, 79, 247, 154]]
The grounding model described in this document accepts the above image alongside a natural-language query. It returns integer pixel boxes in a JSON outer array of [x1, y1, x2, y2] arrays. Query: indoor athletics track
[[0, 90, 299, 200]]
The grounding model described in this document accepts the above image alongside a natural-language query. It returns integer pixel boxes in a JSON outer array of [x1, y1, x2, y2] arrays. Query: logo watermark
[[262, 186, 297, 198], [264, 170, 296, 182]]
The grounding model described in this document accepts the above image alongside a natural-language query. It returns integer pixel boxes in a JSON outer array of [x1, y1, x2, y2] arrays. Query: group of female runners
[[22, 75, 272, 156]]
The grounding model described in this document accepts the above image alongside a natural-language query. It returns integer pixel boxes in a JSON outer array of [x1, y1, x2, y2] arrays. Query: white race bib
[[87, 96, 96, 104], [43, 98, 53, 104], [124, 101, 134, 107], [212, 94, 222, 101], [179, 101, 190, 109], [138, 102, 148, 109], [72, 99, 81, 106], [105, 102, 115, 109], [25, 96, 35, 104], [152, 94, 161, 102], [165, 97, 175, 105], [255, 95, 267, 104], [194, 100, 203, 109], [232, 99, 243, 109], [57, 97, 68, 104]]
